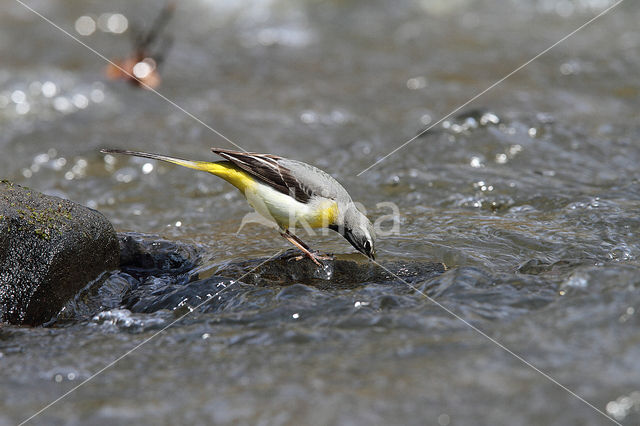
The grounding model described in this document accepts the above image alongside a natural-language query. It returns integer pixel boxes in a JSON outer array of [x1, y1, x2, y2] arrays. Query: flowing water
[[1, 0, 640, 424]]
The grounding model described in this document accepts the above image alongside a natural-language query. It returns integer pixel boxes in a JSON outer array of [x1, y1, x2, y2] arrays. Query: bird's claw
[[290, 252, 333, 266]]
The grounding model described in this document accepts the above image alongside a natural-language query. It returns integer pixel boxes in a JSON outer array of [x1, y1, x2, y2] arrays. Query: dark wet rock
[[119, 250, 447, 317], [118, 232, 201, 277], [123, 276, 243, 315], [55, 233, 201, 321], [56, 271, 136, 323], [217, 250, 446, 290], [56, 237, 445, 321], [0, 181, 119, 325], [120, 253, 446, 315]]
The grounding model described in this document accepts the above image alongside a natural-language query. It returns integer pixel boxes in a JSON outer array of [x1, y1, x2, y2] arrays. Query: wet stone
[[122, 276, 242, 315], [58, 233, 202, 321], [58, 239, 446, 320], [118, 232, 201, 277], [0, 181, 119, 325], [216, 250, 446, 290]]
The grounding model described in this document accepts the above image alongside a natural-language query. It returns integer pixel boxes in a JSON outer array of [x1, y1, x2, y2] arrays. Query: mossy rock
[[0, 181, 119, 325]]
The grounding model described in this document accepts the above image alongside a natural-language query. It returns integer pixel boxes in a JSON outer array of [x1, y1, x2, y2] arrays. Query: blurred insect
[[105, 2, 175, 89]]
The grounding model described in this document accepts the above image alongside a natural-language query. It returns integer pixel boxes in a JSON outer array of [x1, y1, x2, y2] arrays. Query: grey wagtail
[[101, 148, 376, 265]]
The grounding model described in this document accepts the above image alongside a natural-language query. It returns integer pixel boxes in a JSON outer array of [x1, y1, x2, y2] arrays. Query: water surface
[[1, 0, 639, 424]]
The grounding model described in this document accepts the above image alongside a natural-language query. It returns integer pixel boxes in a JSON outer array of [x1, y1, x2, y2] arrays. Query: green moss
[[34, 227, 51, 240], [1, 180, 31, 192], [1, 184, 77, 240], [11, 199, 74, 241], [0, 180, 15, 191]]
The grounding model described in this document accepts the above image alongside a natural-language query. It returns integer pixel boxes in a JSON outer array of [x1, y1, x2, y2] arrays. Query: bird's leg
[[280, 230, 332, 266], [280, 231, 321, 266], [285, 230, 334, 261]]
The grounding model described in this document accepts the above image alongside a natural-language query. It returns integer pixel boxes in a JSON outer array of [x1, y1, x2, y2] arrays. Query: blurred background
[[1, 0, 639, 424]]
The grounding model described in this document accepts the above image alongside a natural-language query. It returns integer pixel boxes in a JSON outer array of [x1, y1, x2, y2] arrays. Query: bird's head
[[331, 203, 376, 260]]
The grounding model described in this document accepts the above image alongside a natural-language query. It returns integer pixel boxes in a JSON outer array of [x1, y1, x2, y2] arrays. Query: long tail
[[100, 149, 221, 172], [101, 149, 254, 191]]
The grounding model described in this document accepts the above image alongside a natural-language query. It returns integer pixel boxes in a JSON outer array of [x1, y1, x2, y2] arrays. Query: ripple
[[92, 308, 167, 332]]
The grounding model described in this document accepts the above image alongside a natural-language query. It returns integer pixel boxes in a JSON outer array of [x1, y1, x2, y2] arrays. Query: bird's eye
[[364, 240, 371, 252]]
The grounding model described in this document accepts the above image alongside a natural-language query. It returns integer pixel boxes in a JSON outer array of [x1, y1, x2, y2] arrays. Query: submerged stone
[[118, 232, 200, 276], [116, 250, 445, 314], [55, 232, 445, 320], [0, 181, 119, 325], [56, 233, 202, 321], [217, 250, 446, 290]]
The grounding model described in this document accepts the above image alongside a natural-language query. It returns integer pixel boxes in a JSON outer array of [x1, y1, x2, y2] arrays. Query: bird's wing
[[212, 148, 312, 203], [211, 148, 348, 204]]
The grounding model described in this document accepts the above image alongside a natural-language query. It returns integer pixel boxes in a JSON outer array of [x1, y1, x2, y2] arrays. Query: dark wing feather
[[211, 148, 313, 203]]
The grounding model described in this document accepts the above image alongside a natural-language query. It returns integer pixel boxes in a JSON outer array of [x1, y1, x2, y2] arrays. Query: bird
[[100, 148, 376, 265]]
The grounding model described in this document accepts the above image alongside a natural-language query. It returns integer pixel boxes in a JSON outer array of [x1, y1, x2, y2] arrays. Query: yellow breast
[[305, 200, 339, 228]]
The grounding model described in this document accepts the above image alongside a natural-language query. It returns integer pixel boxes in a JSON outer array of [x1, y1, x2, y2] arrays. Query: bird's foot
[[311, 253, 334, 261], [291, 251, 334, 266], [279, 231, 333, 267]]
